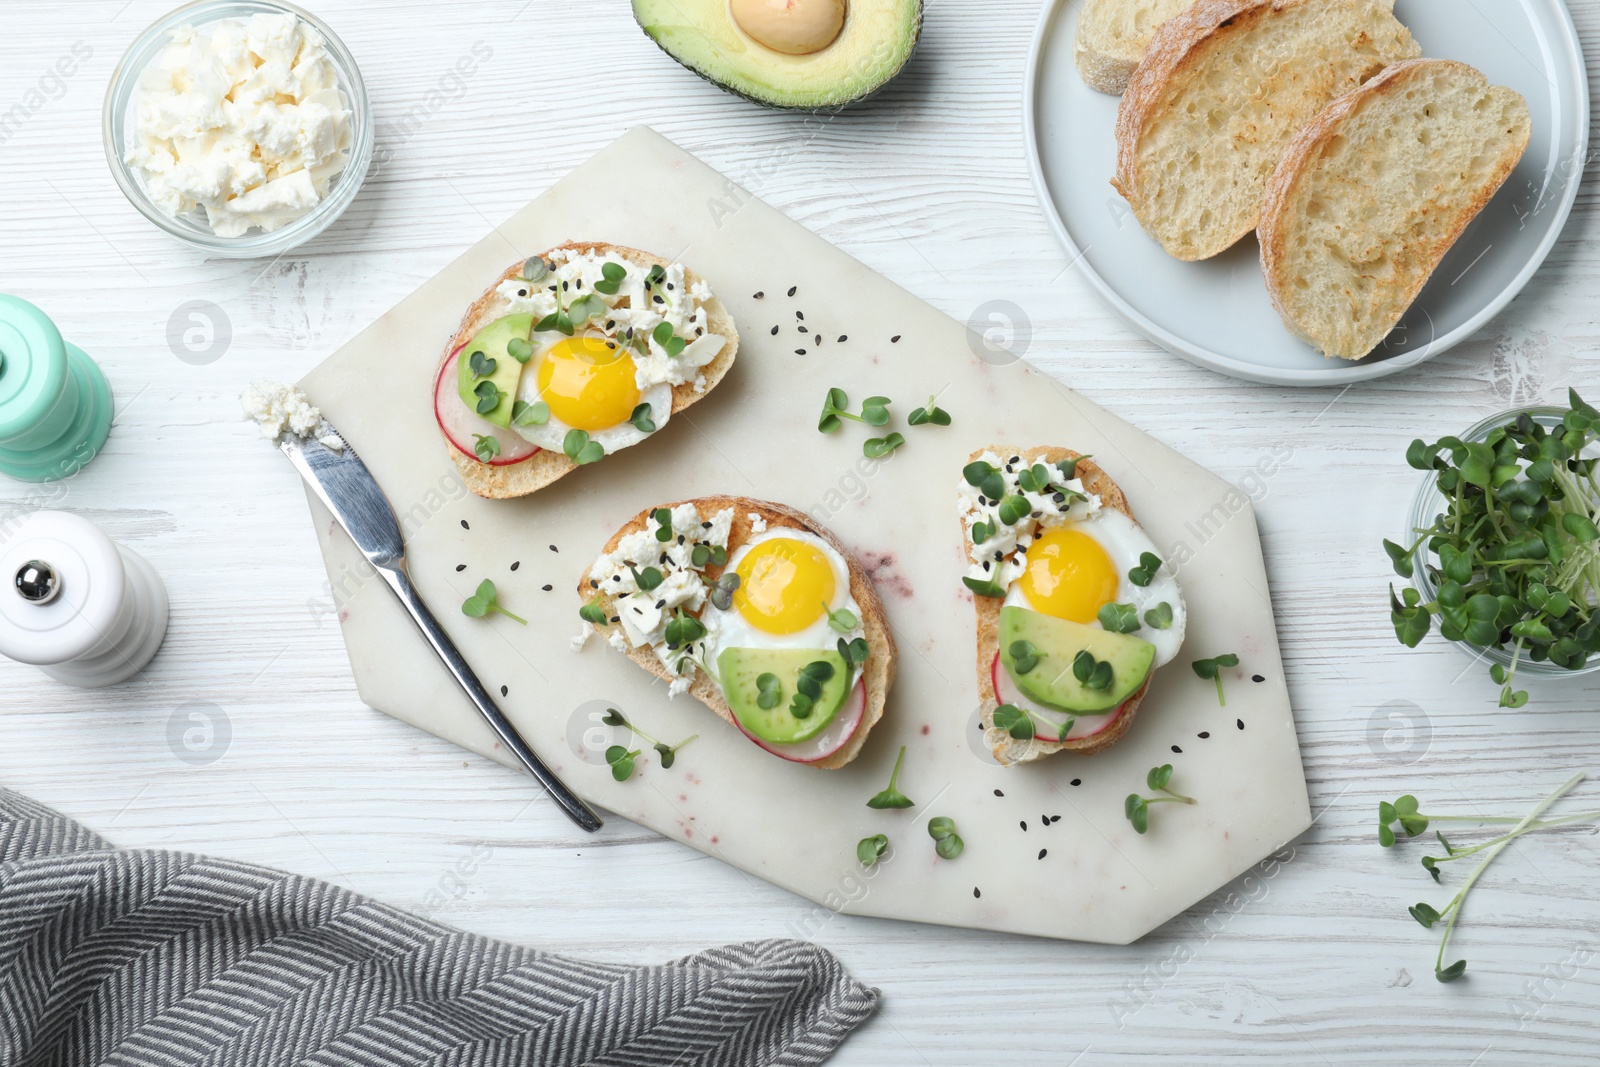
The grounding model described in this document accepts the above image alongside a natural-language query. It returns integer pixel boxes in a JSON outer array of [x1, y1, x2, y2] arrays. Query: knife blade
[[278, 424, 603, 834]]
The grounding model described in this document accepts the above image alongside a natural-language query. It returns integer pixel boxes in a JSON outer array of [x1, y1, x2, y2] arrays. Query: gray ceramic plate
[[1024, 0, 1589, 385]]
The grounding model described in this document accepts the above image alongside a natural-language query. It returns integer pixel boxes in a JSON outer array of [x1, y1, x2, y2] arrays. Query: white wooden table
[[4, 2, 1600, 1062]]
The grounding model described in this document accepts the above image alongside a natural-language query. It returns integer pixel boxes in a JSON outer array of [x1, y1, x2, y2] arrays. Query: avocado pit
[[730, 0, 847, 55]]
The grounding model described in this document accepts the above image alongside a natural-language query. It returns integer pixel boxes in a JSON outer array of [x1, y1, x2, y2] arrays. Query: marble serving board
[[300, 127, 1310, 944]]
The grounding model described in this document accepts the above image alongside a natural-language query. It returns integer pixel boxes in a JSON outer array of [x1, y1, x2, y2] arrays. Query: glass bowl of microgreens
[[1387, 390, 1600, 708]]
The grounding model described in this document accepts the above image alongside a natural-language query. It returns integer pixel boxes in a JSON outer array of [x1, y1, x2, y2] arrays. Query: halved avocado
[[999, 606, 1154, 715], [456, 314, 533, 428], [632, 0, 922, 111]]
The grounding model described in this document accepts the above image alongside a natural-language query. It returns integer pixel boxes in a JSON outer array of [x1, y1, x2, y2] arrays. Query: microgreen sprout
[[520, 257, 549, 283], [826, 603, 859, 633], [600, 708, 697, 779], [818, 388, 891, 432], [971, 518, 997, 545], [857, 834, 890, 867], [1128, 552, 1163, 587], [461, 579, 526, 624], [1009, 639, 1039, 675], [996, 494, 1031, 526], [963, 576, 1006, 599], [1381, 772, 1600, 981], [1191, 653, 1240, 705], [653, 508, 674, 542], [866, 745, 915, 809], [836, 636, 868, 667], [756, 672, 782, 709], [993, 703, 1073, 744], [472, 434, 501, 464], [473, 380, 502, 415], [789, 659, 835, 718], [928, 816, 964, 860], [663, 609, 706, 650], [1057, 455, 1090, 480], [863, 433, 904, 459], [651, 321, 687, 358], [579, 601, 607, 625], [628, 564, 664, 592], [1015, 463, 1054, 494], [907, 395, 951, 426], [708, 572, 740, 611], [469, 350, 497, 378], [505, 337, 533, 364], [1097, 603, 1141, 634], [1073, 649, 1113, 691], [593, 261, 627, 296], [630, 403, 656, 433], [963, 461, 1008, 502], [562, 429, 605, 465], [512, 400, 549, 427], [690, 543, 729, 569], [1144, 602, 1174, 629], [1384, 391, 1600, 706], [1124, 764, 1196, 834]]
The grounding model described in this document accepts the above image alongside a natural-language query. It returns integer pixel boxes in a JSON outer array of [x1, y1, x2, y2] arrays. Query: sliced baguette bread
[[1260, 59, 1532, 360], [442, 242, 739, 500], [1075, 0, 1194, 96], [578, 497, 896, 771], [967, 448, 1151, 765], [1112, 0, 1420, 261]]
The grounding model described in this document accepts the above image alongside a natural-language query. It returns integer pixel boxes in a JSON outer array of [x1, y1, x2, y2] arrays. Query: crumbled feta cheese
[[241, 380, 343, 451], [747, 513, 768, 534], [957, 450, 1098, 588], [569, 627, 592, 651]]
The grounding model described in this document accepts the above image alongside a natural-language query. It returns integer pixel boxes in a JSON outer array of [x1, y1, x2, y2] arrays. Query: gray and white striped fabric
[[0, 790, 877, 1066]]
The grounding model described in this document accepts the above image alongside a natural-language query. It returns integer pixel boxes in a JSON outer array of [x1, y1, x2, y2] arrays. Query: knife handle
[[381, 567, 604, 834]]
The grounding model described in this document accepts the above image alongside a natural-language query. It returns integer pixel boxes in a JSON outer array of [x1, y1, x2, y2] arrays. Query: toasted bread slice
[[1260, 59, 1532, 360], [442, 242, 740, 500], [578, 498, 896, 770], [966, 448, 1152, 764], [1113, 0, 1419, 261], [1075, 0, 1194, 96]]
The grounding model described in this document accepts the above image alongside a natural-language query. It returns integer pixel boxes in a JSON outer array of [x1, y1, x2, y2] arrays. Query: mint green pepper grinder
[[0, 294, 114, 482]]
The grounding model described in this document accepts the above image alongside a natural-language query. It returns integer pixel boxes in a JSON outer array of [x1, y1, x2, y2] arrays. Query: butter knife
[[278, 424, 603, 833]]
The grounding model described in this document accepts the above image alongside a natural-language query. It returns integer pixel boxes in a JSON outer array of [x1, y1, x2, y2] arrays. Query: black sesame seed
[[542, 584, 553, 592], [561, 280, 568, 291], [1038, 849, 1047, 860], [609, 615, 620, 623], [589, 579, 599, 589], [1172, 745, 1182, 753], [993, 788, 1004, 797], [575, 279, 584, 289], [1041, 813, 1049, 824], [837, 335, 847, 343], [1009, 455, 1020, 464], [796, 311, 804, 320], [1252, 674, 1265, 683], [816, 335, 824, 345], [653, 294, 664, 304], [1198, 731, 1210, 739], [891, 334, 901, 343], [655, 599, 666, 609], [753, 291, 764, 299], [499, 685, 508, 697], [511, 561, 520, 571], [770, 325, 780, 335], [702, 521, 712, 529], [612, 575, 621, 582], [460, 520, 470, 530], [517, 289, 527, 297], [974, 887, 981, 899], [798, 325, 808, 334], [606, 319, 615, 329], [1020, 821, 1027, 831], [677, 535, 685, 544], [1237, 718, 1246, 730], [455, 564, 466, 572], [549, 544, 558, 552], [787, 285, 797, 297], [1070, 778, 1081, 787], [795, 348, 806, 356], [1050, 815, 1061, 824], [667, 282, 675, 291]]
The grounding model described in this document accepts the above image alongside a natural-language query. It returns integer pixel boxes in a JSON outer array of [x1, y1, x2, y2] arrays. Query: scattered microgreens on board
[[863, 433, 904, 459], [601, 708, 697, 781], [1381, 772, 1600, 982], [907, 395, 951, 426], [818, 388, 891, 431], [461, 579, 526, 625], [928, 816, 964, 860], [1191, 653, 1240, 705], [866, 745, 914, 809], [857, 834, 890, 868], [1384, 391, 1600, 707], [1124, 764, 1196, 834]]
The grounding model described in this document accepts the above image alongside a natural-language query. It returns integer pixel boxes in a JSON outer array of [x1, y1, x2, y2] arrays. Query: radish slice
[[433, 345, 539, 465], [736, 679, 867, 764], [991, 651, 1125, 742]]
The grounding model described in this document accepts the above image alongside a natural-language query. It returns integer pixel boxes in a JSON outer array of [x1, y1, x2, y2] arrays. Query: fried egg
[[702, 528, 862, 665], [1002, 509, 1186, 667], [511, 333, 672, 454]]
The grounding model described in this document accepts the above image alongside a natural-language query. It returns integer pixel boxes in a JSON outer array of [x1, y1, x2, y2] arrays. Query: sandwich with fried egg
[[577, 497, 895, 769], [960, 448, 1187, 764], [433, 242, 739, 500]]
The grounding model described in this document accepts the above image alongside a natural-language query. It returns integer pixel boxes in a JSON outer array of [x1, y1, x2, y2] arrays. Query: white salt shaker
[[0, 510, 169, 687]]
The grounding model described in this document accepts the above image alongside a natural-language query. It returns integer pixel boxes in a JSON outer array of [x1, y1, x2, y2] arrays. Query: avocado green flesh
[[999, 606, 1155, 714], [631, 0, 922, 110], [719, 647, 850, 743], [456, 314, 534, 428]]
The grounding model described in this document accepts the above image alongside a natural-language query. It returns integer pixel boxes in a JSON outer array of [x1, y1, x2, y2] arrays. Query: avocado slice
[[631, 0, 922, 111], [456, 314, 534, 428], [999, 606, 1155, 714], [719, 646, 851, 743]]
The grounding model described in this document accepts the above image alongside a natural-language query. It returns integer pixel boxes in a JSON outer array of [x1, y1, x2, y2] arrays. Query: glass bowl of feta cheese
[[103, 0, 372, 257]]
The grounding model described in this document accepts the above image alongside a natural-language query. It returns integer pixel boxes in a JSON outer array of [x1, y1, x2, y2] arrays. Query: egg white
[[508, 333, 672, 454], [702, 527, 863, 669], [1003, 509, 1187, 668]]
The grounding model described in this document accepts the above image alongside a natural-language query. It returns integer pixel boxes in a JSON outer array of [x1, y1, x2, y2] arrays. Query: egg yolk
[[1018, 525, 1119, 624], [733, 537, 836, 635], [535, 335, 641, 432]]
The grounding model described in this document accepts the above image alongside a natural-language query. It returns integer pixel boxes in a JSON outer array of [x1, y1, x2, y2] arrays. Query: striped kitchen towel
[[0, 789, 877, 1066]]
